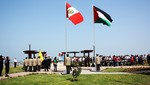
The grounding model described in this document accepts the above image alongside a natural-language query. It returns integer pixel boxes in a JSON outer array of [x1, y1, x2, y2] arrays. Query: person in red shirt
[[130, 55, 134, 65]]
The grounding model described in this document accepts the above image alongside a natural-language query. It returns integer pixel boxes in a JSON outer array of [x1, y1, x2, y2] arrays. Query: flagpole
[[92, 5, 113, 71], [92, 5, 97, 71], [65, 17, 68, 55], [65, 1, 68, 65]]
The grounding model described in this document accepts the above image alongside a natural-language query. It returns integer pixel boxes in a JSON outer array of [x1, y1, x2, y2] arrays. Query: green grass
[[0, 74, 150, 85], [103, 67, 150, 72], [103, 68, 127, 72], [2, 66, 24, 75]]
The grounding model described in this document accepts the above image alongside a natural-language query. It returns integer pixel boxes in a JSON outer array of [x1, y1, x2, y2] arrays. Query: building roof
[[23, 50, 38, 54], [81, 50, 93, 53]]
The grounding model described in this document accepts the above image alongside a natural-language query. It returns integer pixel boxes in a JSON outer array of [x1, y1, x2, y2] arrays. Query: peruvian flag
[[66, 2, 84, 25]]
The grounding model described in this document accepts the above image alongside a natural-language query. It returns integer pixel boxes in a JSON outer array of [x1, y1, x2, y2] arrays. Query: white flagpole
[[65, 1, 68, 53], [92, 5, 97, 71], [64, 1, 68, 65], [65, 19, 68, 55]]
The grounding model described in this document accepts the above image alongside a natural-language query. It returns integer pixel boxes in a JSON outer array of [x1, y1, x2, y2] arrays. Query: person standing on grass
[[113, 55, 116, 67], [135, 55, 139, 65], [65, 54, 71, 74], [96, 54, 100, 71], [14, 58, 17, 68], [33, 56, 37, 72], [147, 54, 150, 65], [130, 55, 134, 65], [53, 57, 58, 72], [5, 56, 10, 77], [28, 57, 33, 72], [47, 56, 52, 71], [24, 57, 29, 72], [37, 56, 41, 71], [0, 55, 5, 76], [43, 57, 49, 72]]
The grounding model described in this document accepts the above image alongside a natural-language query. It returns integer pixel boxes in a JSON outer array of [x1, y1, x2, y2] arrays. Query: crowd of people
[[23, 56, 58, 72], [98, 54, 150, 66], [0, 53, 150, 76], [71, 54, 150, 67], [64, 54, 150, 72]]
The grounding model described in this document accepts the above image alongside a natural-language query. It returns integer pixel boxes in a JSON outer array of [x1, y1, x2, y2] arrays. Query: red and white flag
[[66, 2, 84, 25]]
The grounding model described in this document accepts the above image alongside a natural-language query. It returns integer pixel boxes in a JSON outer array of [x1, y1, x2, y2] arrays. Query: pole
[[29, 44, 31, 51], [65, 18, 68, 55], [92, 5, 96, 63], [92, 5, 97, 71], [93, 23, 96, 64], [64, 1, 68, 65], [65, 1, 68, 54]]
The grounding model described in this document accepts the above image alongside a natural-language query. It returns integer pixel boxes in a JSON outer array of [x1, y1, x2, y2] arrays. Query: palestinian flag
[[93, 6, 113, 26], [66, 2, 84, 25]]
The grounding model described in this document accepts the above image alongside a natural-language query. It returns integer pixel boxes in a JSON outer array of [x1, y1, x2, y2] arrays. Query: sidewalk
[[0, 70, 131, 80]]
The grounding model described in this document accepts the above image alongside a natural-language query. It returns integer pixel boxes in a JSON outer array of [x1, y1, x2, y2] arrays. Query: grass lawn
[[0, 74, 150, 85], [2, 66, 24, 75], [103, 68, 126, 72], [103, 67, 150, 72]]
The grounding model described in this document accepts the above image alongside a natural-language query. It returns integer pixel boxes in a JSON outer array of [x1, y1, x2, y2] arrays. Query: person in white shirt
[[14, 58, 17, 68]]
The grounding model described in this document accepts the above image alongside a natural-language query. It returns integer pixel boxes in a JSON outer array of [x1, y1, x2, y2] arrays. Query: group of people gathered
[[1, 54, 150, 77], [95, 54, 150, 67], [0, 55, 10, 77], [23, 56, 58, 72], [65, 54, 150, 72]]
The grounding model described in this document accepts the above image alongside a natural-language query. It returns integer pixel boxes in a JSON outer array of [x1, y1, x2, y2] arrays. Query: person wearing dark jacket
[[47, 56, 52, 71], [43, 57, 49, 71], [5, 56, 10, 77], [0, 55, 5, 76]]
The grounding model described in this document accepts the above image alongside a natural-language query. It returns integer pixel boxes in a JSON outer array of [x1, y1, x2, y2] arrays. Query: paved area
[[0, 63, 150, 80], [0, 70, 131, 80]]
